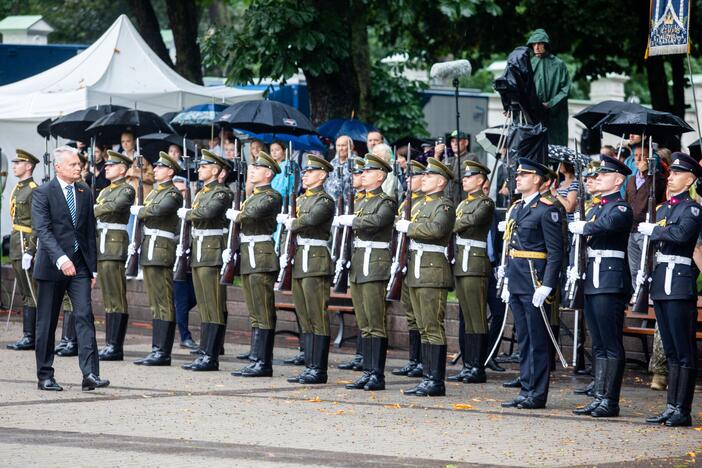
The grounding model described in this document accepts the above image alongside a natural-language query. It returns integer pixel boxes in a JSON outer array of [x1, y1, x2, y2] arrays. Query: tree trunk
[[350, 0, 371, 120], [165, 0, 203, 85], [127, 0, 174, 68], [670, 55, 686, 118], [646, 56, 671, 112], [305, 69, 359, 126]]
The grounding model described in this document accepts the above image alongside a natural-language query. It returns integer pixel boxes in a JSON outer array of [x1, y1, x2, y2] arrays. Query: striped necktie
[[65, 185, 79, 252]]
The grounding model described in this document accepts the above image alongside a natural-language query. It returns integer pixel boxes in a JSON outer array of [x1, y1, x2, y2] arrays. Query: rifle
[[275, 157, 299, 291], [220, 142, 243, 284], [173, 137, 192, 281], [275, 142, 292, 256], [330, 164, 345, 263], [565, 148, 586, 310], [125, 140, 144, 278], [42, 136, 51, 184], [386, 143, 412, 301], [333, 158, 354, 293], [631, 135, 655, 313], [89, 137, 97, 200]]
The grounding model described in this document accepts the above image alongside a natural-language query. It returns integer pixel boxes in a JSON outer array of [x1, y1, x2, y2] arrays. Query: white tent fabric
[[0, 14, 262, 236]]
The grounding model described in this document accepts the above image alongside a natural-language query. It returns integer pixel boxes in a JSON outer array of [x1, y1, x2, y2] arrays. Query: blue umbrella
[[317, 118, 377, 145], [238, 130, 327, 153], [171, 103, 229, 139]]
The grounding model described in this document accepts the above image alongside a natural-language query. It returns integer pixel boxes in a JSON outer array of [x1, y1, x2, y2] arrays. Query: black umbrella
[[600, 110, 694, 139], [217, 100, 317, 136], [572, 101, 645, 130], [37, 118, 56, 139], [687, 139, 702, 161], [161, 111, 179, 123], [138, 133, 197, 165], [50, 104, 128, 142], [391, 136, 433, 150], [85, 109, 174, 143], [170, 103, 228, 139]]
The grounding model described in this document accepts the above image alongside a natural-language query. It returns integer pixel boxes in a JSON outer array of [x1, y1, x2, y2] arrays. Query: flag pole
[[686, 53, 702, 138]]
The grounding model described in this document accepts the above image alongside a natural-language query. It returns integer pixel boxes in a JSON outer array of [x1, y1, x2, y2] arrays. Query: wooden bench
[[275, 289, 356, 348]]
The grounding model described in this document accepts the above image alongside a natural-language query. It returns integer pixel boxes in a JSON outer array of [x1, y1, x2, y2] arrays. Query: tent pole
[[687, 54, 701, 139]]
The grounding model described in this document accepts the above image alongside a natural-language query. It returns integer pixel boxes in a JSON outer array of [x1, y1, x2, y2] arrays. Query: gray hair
[[53, 145, 79, 165], [372, 143, 393, 163]]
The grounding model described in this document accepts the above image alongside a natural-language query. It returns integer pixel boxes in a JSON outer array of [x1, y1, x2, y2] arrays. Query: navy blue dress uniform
[[570, 155, 633, 417], [501, 158, 564, 409], [642, 153, 702, 427]]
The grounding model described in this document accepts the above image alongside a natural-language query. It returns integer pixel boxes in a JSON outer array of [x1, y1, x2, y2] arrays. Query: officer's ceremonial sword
[[19, 231, 37, 306], [4, 279, 16, 332], [527, 258, 568, 368]]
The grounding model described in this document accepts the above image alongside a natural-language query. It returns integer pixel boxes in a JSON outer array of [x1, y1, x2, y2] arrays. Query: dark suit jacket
[[31, 178, 97, 281]]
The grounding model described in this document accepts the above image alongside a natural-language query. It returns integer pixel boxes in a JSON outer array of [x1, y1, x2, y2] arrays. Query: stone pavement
[[0, 320, 700, 467]]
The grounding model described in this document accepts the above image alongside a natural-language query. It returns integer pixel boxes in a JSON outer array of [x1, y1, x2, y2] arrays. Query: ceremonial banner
[[646, 0, 691, 57]]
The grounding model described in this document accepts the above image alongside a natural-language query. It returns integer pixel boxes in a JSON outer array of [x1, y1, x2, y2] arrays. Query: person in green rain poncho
[[527, 29, 571, 146]]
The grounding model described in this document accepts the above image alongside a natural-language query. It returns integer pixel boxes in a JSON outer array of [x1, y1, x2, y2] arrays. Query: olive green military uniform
[[399, 193, 425, 332], [287, 155, 335, 385], [95, 157, 135, 360], [6, 149, 39, 351], [404, 158, 456, 397]]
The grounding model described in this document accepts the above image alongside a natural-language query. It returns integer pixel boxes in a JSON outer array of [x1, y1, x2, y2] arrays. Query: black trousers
[[654, 299, 697, 368], [35, 252, 99, 380], [584, 293, 625, 361], [510, 293, 550, 403], [174, 274, 196, 342], [486, 272, 506, 351]]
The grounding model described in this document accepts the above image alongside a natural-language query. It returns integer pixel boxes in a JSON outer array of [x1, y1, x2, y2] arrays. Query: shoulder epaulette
[[28, 181, 37, 189], [540, 197, 554, 206]]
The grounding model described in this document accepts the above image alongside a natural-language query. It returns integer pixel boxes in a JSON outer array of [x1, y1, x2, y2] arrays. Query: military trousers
[[11, 259, 37, 307], [400, 282, 418, 331], [654, 300, 697, 369], [97, 260, 127, 314], [584, 293, 625, 361], [510, 293, 551, 403], [241, 272, 276, 330], [350, 280, 387, 338], [192, 266, 227, 325], [408, 286, 447, 345], [143, 265, 175, 322], [454, 275, 488, 334], [292, 276, 330, 336]]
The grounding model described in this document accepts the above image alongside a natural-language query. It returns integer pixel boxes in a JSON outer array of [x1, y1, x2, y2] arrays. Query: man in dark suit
[[32, 145, 109, 392]]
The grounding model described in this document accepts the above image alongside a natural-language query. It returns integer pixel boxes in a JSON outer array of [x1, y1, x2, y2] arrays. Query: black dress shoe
[[364, 373, 385, 392], [82, 373, 110, 391], [403, 379, 429, 395], [236, 361, 273, 378], [98, 344, 124, 361], [6, 335, 35, 351], [502, 377, 521, 388], [517, 398, 546, 409], [56, 340, 78, 357], [54, 337, 68, 353], [486, 358, 505, 372], [447, 365, 472, 382], [646, 405, 676, 424], [414, 379, 445, 397], [500, 396, 526, 408], [574, 380, 594, 395], [346, 372, 371, 389], [190, 348, 205, 355], [189, 355, 219, 372], [182, 356, 203, 370], [298, 368, 327, 384], [180, 338, 199, 350], [38, 378, 63, 391], [407, 363, 423, 378], [134, 350, 171, 366]]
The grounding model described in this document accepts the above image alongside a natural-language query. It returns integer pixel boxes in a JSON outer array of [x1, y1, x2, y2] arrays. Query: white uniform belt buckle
[[586, 248, 625, 288], [408, 240, 447, 279], [296, 236, 329, 273], [239, 234, 272, 269], [143, 228, 176, 261], [97, 221, 128, 254], [191, 228, 226, 262], [353, 240, 390, 276], [656, 252, 692, 295], [455, 238, 487, 272]]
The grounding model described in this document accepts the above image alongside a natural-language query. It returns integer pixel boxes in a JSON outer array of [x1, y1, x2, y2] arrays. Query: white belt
[[96, 221, 128, 254], [240, 234, 273, 269], [655, 252, 692, 295], [409, 240, 447, 279], [296, 236, 329, 273], [587, 248, 626, 289], [455, 238, 487, 272], [353, 239, 390, 276], [143, 227, 176, 261], [191, 228, 226, 262]]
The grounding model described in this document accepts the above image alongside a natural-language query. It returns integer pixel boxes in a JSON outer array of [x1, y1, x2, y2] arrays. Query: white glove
[[395, 219, 411, 233], [635, 270, 646, 287], [284, 217, 294, 230], [226, 209, 240, 221], [331, 216, 340, 228], [532, 285, 553, 308], [129, 205, 143, 216], [127, 243, 136, 256], [175, 244, 184, 258], [637, 222, 655, 236], [567, 265, 580, 283], [177, 207, 190, 219], [497, 220, 507, 232], [279, 254, 288, 270], [21, 253, 32, 270], [497, 265, 505, 281], [93, 204, 98, 211], [568, 221, 587, 235], [221, 248, 232, 264], [337, 214, 356, 227], [500, 280, 510, 303], [276, 213, 289, 224]]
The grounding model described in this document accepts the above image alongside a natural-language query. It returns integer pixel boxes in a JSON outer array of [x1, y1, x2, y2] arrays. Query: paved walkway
[[0, 321, 700, 467]]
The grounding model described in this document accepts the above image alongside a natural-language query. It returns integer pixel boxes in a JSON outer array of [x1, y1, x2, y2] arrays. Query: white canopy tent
[[0, 14, 261, 236]]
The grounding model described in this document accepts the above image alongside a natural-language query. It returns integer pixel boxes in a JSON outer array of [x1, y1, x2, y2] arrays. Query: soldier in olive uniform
[[132, 152, 183, 366], [448, 160, 495, 384], [94, 151, 135, 360], [338, 154, 397, 391], [391, 160, 426, 378], [179, 150, 233, 371], [228, 152, 282, 377], [281, 155, 335, 385], [395, 157, 456, 397], [6, 149, 39, 351]]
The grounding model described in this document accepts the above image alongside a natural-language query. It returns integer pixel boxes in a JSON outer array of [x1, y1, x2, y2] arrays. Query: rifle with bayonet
[[333, 158, 354, 293], [386, 143, 412, 301], [125, 141, 144, 278], [631, 137, 656, 313], [173, 139, 192, 281], [275, 158, 299, 291], [220, 143, 243, 284]]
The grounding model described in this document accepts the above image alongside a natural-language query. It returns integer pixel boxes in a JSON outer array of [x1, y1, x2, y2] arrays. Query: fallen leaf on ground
[[384, 403, 402, 409], [306, 396, 321, 402], [453, 403, 474, 410]]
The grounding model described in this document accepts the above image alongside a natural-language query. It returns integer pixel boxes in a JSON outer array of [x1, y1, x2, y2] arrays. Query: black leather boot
[[287, 333, 314, 382], [591, 358, 623, 417], [235, 328, 275, 377], [135, 320, 174, 366], [364, 337, 387, 391], [284, 333, 306, 366], [502, 376, 521, 388], [574, 380, 595, 395], [486, 357, 505, 372], [346, 337, 371, 389], [404, 343, 430, 394], [100, 312, 129, 361], [299, 335, 329, 384], [415, 344, 446, 397], [573, 357, 606, 415], [447, 333, 472, 382], [56, 311, 78, 356], [237, 327, 257, 361], [392, 329, 421, 376], [7, 306, 36, 350], [190, 323, 224, 371], [183, 324, 208, 370], [339, 336, 363, 371], [646, 364, 679, 424], [665, 366, 696, 427], [463, 333, 487, 384]]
